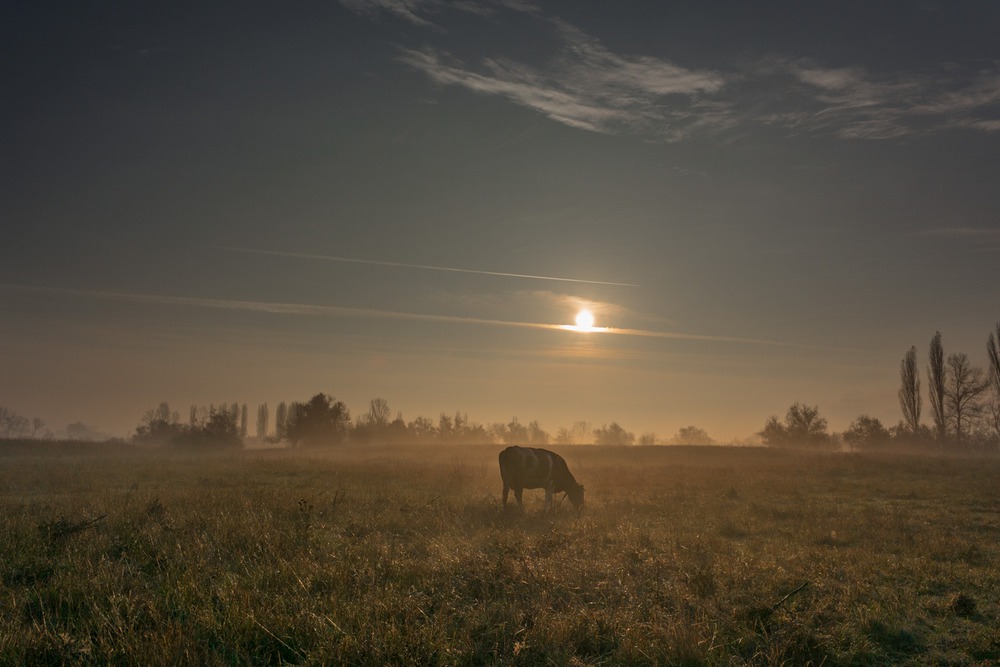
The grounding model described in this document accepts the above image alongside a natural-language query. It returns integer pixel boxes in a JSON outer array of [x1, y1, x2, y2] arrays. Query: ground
[[1, 442, 998, 665]]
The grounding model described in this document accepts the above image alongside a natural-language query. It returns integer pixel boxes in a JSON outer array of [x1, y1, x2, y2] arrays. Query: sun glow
[[574, 309, 596, 331]]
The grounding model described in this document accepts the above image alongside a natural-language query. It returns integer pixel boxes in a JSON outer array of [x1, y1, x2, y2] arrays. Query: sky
[[2, 0, 1000, 441]]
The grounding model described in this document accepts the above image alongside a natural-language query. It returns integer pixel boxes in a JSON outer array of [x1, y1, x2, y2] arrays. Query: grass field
[[2, 442, 999, 665]]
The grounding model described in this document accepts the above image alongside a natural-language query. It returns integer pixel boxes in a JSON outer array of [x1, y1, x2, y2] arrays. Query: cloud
[[753, 57, 1000, 140], [916, 227, 1000, 240], [398, 24, 732, 142], [0, 283, 809, 348], [337, 0, 532, 26], [337, 0, 438, 26], [220, 246, 639, 287], [350, 3, 1000, 142]]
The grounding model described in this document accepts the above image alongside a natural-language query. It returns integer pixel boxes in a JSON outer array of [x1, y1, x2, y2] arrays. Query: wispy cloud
[[337, 0, 531, 26], [337, 0, 438, 27], [342, 0, 1000, 143], [398, 22, 732, 142], [752, 57, 1000, 140], [220, 246, 639, 287], [0, 283, 811, 348]]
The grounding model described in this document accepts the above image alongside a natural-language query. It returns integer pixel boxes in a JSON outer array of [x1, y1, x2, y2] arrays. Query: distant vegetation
[[3, 324, 999, 451]]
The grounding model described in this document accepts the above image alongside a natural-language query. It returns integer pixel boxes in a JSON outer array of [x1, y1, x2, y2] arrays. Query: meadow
[[1, 442, 999, 665]]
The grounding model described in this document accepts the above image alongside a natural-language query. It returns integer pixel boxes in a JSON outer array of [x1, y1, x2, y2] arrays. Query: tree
[[638, 432, 657, 446], [31, 417, 44, 439], [134, 402, 183, 445], [759, 416, 787, 446], [284, 393, 351, 447], [170, 409, 243, 449], [898, 346, 921, 435], [786, 403, 830, 445], [407, 416, 436, 443], [367, 397, 392, 428], [928, 332, 947, 442], [555, 421, 591, 445], [671, 426, 715, 445], [256, 403, 269, 440], [945, 353, 989, 444], [528, 420, 550, 445], [275, 402, 288, 440], [437, 413, 455, 442], [843, 415, 891, 449], [760, 403, 830, 447], [497, 417, 529, 445], [353, 398, 396, 444], [0, 407, 31, 439], [239, 404, 248, 439], [593, 422, 635, 446], [988, 323, 1000, 439]]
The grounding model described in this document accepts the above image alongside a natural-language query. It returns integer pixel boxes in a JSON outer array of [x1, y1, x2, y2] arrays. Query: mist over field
[[3, 442, 1000, 664]]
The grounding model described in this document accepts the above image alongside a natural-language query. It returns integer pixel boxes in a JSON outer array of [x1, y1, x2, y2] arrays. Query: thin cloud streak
[[556, 325, 817, 349], [0, 283, 811, 349], [219, 246, 640, 287], [916, 227, 1000, 238]]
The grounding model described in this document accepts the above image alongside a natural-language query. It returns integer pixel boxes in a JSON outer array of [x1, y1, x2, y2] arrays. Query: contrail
[[1, 283, 815, 349], [217, 246, 640, 287]]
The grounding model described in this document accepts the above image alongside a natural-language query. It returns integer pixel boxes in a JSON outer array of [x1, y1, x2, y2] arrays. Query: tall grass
[[1, 443, 998, 665]]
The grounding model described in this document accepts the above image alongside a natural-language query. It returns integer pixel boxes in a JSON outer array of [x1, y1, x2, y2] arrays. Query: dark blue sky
[[3, 1, 999, 439]]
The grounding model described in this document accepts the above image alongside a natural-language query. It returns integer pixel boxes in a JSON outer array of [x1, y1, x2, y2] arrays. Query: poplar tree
[[256, 403, 269, 439], [898, 346, 921, 435], [927, 332, 947, 442]]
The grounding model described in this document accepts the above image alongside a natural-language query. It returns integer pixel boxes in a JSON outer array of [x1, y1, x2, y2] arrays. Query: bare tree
[[367, 397, 392, 428], [0, 407, 31, 439], [945, 353, 990, 444], [256, 403, 269, 439], [927, 332, 947, 442], [898, 346, 921, 435]]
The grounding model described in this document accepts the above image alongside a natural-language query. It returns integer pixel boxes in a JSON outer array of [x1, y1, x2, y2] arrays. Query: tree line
[[10, 323, 997, 450], [129, 394, 660, 449], [761, 324, 1000, 449]]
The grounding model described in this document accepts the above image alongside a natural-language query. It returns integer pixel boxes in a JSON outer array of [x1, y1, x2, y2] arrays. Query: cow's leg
[[503, 482, 510, 509], [514, 487, 524, 507], [543, 485, 553, 513]]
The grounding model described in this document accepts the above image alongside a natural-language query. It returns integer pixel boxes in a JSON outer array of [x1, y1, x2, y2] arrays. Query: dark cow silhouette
[[499, 446, 585, 513]]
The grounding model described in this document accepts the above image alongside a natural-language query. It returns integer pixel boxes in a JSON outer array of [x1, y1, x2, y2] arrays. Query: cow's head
[[567, 483, 585, 513]]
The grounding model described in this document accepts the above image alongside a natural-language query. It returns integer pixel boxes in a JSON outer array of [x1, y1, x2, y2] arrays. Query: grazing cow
[[499, 446, 585, 513]]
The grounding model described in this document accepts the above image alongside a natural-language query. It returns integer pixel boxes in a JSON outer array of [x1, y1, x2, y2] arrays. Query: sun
[[574, 309, 596, 331]]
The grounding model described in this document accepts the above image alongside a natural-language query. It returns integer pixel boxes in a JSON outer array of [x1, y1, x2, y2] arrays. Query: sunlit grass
[[1, 443, 998, 664]]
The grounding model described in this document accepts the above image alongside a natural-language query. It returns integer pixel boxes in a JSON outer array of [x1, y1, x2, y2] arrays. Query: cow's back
[[500, 446, 558, 489], [499, 446, 529, 485]]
